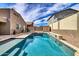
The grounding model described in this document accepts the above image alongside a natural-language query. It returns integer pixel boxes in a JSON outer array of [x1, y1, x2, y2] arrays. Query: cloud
[[71, 4, 79, 10], [11, 3, 48, 22], [36, 3, 76, 19], [0, 3, 77, 26], [32, 3, 76, 26], [11, 3, 29, 22], [13, 4, 26, 13], [24, 7, 44, 22]]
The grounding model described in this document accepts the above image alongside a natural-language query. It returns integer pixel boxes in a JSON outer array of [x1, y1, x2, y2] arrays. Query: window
[[16, 24, 19, 29]]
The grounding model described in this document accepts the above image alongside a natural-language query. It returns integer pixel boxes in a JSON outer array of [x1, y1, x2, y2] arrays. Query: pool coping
[[46, 32, 79, 56], [15, 33, 31, 39]]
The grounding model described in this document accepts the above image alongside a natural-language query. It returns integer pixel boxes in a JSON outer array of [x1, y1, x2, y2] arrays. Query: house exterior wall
[[0, 9, 10, 35], [48, 13, 79, 48], [0, 9, 26, 35], [10, 9, 26, 34], [59, 14, 77, 30], [53, 22, 58, 29]]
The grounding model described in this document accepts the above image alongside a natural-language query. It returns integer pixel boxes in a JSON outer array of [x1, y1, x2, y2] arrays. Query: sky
[[0, 3, 79, 26]]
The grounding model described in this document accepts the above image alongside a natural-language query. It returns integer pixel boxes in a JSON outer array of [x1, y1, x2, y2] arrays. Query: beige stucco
[[60, 14, 77, 30], [10, 9, 26, 34], [0, 8, 26, 35], [48, 12, 79, 48], [0, 9, 10, 35], [0, 16, 7, 23], [53, 22, 58, 29]]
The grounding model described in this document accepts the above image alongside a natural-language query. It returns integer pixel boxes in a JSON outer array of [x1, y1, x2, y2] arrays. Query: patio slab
[[0, 33, 31, 42], [0, 35, 15, 41]]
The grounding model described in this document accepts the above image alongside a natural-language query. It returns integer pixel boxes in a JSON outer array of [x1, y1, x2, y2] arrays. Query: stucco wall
[[0, 9, 10, 35], [49, 13, 79, 48], [0, 9, 26, 35], [53, 22, 58, 29], [59, 14, 77, 30], [10, 9, 26, 34]]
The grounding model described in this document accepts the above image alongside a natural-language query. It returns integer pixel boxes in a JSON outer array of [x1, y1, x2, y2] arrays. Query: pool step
[[19, 50, 27, 56], [19, 50, 24, 56], [8, 48, 20, 56], [0, 39, 24, 56]]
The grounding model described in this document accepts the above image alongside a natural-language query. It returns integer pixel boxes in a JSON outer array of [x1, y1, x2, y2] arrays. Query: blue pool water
[[0, 33, 76, 56], [21, 33, 76, 56]]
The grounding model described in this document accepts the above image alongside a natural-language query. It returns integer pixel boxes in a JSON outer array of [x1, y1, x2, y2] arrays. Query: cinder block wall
[[34, 27, 43, 31], [43, 26, 50, 32]]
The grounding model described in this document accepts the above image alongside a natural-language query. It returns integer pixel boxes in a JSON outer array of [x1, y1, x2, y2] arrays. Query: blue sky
[[0, 3, 79, 26]]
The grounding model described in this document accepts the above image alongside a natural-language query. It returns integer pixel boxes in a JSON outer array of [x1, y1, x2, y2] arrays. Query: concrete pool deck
[[0, 33, 31, 42]]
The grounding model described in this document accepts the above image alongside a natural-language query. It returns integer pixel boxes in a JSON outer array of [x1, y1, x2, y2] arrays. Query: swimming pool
[[0, 33, 76, 56]]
